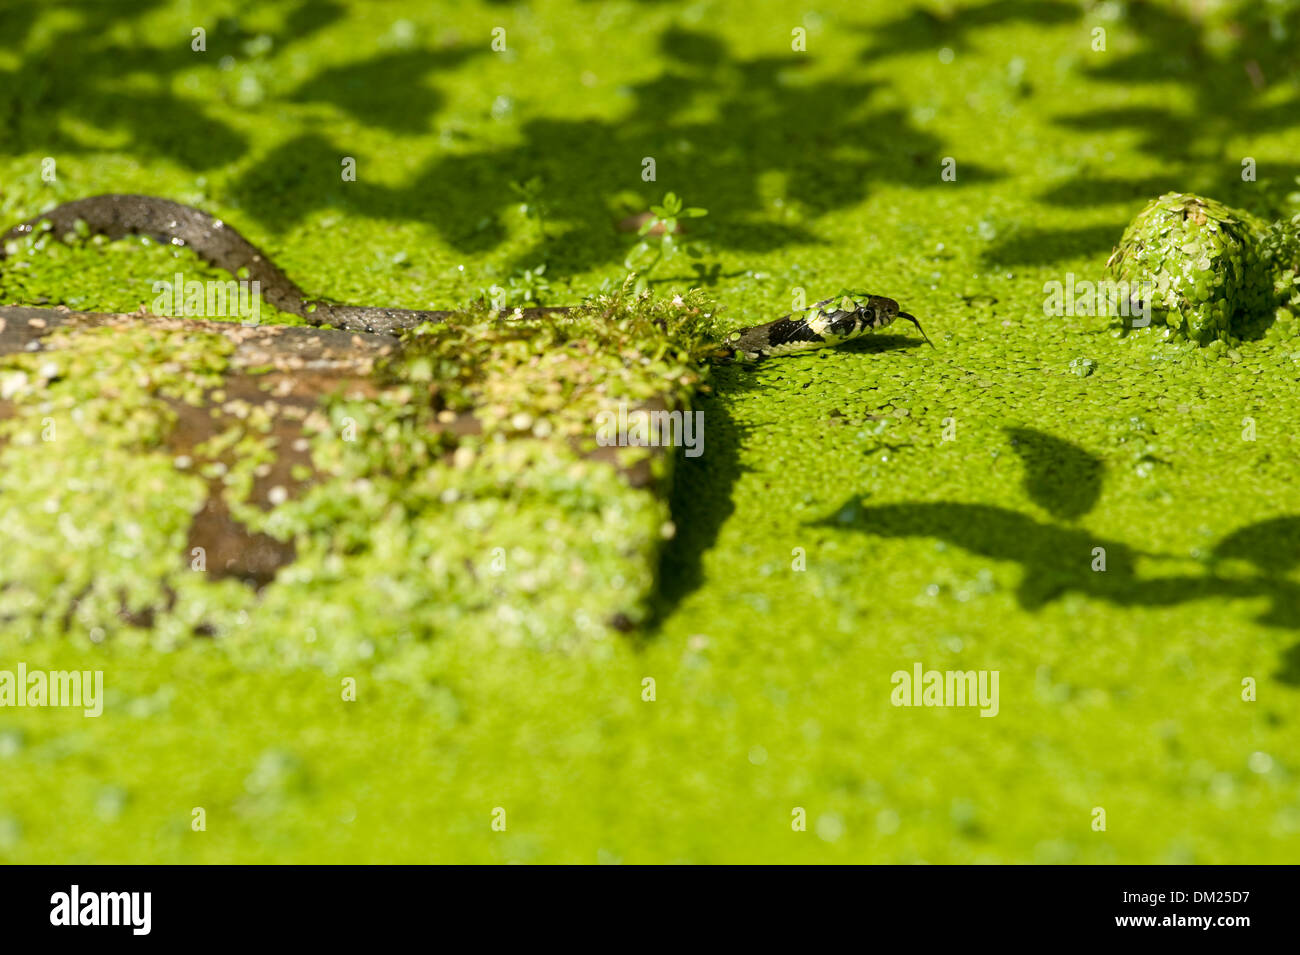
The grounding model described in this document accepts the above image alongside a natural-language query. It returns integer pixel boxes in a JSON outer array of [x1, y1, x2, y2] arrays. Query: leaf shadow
[[1005, 426, 1103, 521], [286, 47, 485, 134], [811, 422, 1300, 685], [854, 0, 1083, 62], [221, 23, 1005, 278], [1030, 0, 1300, 256], [0, 0, 346, 171]]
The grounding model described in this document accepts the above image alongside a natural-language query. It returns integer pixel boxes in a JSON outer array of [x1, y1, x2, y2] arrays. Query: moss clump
[[226, 286, 722, 664], [1109, 192, 1274, 345], [387, 284, 721, 439], [0, 286, 720, 664], [0, 324, 255, 645], [1259, 218, 1300, 323]]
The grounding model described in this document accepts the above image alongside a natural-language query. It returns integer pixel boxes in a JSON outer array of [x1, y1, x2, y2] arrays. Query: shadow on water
[[259, 19, 998, 280], [210, 20, 1002, 274], [834, 333, 931, 357], [812, 426, 1300, 686], [645, 363, 753, 632], [1, 6, 1027, 277], [646, 334, 925, 631], [1010, 0, 1300, 264], [286, 47, 483, 133], [10, 1, 1298, 279], [849, 0, 1300, 269], [854, 0, 1082, 62], [0, 0, 351, 172], [1004, 426, 1102, 521]]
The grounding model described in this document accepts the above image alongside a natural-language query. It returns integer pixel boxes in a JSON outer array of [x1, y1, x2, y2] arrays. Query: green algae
[[3, 0, 1300, 866], [1108, 193, 1277, 346], [2, 228, 305, 325], [0, 324, 254, 646], [0, 286, 715, 669]]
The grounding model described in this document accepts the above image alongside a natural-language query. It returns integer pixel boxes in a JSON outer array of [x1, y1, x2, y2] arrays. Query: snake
[[0, 194, 932, 358]]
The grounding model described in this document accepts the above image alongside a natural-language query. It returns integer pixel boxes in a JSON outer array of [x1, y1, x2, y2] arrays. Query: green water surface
[[2, 0, 1300, 863]]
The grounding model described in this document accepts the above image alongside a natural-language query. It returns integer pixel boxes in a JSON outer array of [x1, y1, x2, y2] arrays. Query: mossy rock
[[1109, 192, 1274, 345], [0, 289, 720, 661]]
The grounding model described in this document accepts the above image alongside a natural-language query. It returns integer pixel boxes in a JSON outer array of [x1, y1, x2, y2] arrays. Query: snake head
[[830, 289, 933, 346], [832, 289, 901, 322]]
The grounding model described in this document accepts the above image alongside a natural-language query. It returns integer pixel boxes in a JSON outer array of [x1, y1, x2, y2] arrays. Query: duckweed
[[2, 0, 1299, 866], [1109, 193, 1296, 346], [0, 286, 715, 665]]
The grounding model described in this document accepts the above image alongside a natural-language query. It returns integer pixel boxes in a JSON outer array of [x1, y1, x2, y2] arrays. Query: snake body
[[0, 194, 929, 355]]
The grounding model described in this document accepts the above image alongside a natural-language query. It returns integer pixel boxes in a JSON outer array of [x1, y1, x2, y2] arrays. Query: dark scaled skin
[[0, 195, 569, 335], [719, 292, 932, 361]]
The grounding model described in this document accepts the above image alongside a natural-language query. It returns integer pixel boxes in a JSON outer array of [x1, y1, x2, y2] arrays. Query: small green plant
[[624, 192, 708, 292], [508, 264, 550, 305], [509, 176, 549, 243], [478, 264, 551, 309]]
